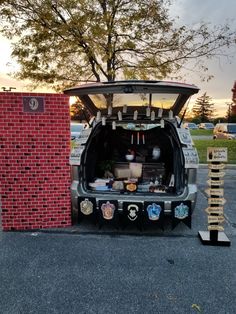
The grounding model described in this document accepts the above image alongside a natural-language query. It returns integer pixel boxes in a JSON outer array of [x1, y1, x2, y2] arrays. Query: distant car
[[183, 122, 198, 130], [213, 123, 236, 140], [198, 122, 214, 129], [71, 122, 88, 140]]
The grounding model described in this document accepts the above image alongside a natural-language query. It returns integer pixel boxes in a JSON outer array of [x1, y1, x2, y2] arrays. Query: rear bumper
[[71, 180, 197, 217]]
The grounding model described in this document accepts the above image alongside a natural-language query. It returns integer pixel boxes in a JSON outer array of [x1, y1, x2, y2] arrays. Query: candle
[[169, 110, 173, 119], [158, 108, 163, 118], [118, 111, 122, 121], [102, 116, 106, 126], [137, 132, 139, 145], [123, 105, 127, 113], [151, 110, 155, 121], [108, 106, 112, 115], [131, 134, 133, 144], [133, 110, 138, 120], [142, 134, 145, 144], [146, 107, 151, 117], [112, 121, 116, 130]]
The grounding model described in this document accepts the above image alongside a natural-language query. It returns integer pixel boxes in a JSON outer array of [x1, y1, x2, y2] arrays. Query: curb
[[199, 164, 236, 169]]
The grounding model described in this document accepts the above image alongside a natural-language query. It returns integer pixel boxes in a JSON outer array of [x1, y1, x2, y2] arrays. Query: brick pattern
[[0, 92, 71, 230]]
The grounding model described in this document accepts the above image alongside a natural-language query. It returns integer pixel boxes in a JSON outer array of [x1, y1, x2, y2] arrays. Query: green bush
[[194, 139, 236, 164]]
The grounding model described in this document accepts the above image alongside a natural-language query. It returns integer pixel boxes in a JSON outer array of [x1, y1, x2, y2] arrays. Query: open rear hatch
[[64, 80, 199, 196]]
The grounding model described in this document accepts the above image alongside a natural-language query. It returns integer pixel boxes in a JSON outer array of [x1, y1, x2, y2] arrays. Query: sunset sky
[[0, 0, 236, 117]]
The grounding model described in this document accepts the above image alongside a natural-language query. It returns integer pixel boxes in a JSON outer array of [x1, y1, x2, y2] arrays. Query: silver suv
[[64, 81, 199, 226], [213, 123, 236, 140]]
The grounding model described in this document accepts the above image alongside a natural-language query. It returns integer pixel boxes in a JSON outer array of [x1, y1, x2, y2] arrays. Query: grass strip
[[193, 139, 236, 164]]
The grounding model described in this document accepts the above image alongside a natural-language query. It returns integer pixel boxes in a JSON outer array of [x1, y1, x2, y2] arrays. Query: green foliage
[[70, 99, 91, 121], [192, 93, 214, 122], [0, 1, 236, 90], [190, 117, 201, 124], [213, 117, 227, 124], [225, 103, 236, 122], [194, 139, 236, 163]]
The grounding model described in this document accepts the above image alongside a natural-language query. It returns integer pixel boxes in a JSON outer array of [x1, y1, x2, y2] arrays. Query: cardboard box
[[114, 166, 131, 179]]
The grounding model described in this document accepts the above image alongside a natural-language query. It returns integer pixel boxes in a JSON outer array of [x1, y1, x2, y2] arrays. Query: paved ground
[[0, 167, 236, 314]]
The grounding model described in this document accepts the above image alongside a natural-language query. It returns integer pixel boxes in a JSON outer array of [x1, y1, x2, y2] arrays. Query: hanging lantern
[[118, 111, 122, 121], [158, 108, 163, 118], [108, 106, 112, 115], [151, 111, 155, 121], [102, 116, 106, 126], [146, 107, 151, 117], [96, 111, 101, 122]]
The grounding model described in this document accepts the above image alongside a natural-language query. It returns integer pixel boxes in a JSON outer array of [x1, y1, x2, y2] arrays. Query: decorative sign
[[23, 96, 45, 113], [199, 148, 230, 245], [177, 128, 193, 145], [208, 215, 225, 224], [70, 144, 85, 165], [208, 170, 225, 178], [70, 129, 91, 165], [205, 188, 224, 197], [208, 225, 224, 231], [183, 148, 199, 168], [208, 163, 225, 170], [205, 207, 224, 215], [207, 147, 228, 162], [208, 197, 226, 205], [207, 179, 224, 186]]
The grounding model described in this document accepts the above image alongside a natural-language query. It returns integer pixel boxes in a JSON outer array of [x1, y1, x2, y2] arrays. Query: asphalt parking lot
[[0, 166, 236, 314]]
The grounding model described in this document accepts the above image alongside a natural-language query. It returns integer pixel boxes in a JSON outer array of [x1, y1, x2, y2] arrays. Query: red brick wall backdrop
[[0, 92, 72, 230]]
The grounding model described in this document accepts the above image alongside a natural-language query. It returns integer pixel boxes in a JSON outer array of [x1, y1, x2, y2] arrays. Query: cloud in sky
[[0, 0, 235, 113], [169, 0, 236, 101]]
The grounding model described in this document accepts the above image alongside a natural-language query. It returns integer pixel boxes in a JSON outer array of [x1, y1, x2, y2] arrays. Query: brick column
[[0, 92, 72, 230]]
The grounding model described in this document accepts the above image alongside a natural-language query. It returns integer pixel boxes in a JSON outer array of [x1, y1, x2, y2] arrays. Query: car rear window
[[71, 124, 84, 132], [227, 125, 236, 133], [88, 93, 179, 109]]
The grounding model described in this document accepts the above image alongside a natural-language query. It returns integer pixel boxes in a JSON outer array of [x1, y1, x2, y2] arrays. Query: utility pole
[[1, 87, 16, 92]]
